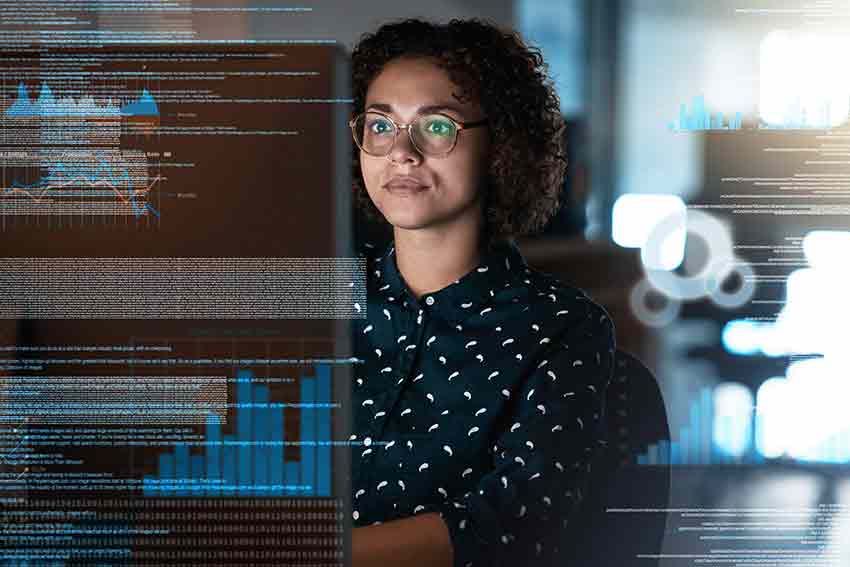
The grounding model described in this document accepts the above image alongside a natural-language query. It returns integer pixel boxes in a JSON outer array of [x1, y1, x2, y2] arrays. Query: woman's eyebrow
[[366, 102, 466, 115]]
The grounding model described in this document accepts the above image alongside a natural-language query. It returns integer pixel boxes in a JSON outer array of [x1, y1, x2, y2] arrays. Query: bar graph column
[[206, 413, 222, 497], [175, 444, 190, 496], [157, 453, 174, 495], [191, 455, 204, 495], [254, 384, 270, 496], [223, 432, 236, 495], [316, 365, 331, 497], [270, 402, 285, 495], [236, 369, 253, 496], [300, 373, 316, 496]]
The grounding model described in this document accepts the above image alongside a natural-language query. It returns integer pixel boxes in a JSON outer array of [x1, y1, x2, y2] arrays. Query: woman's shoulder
[[506, 261, 617, 403], [509, 258, 615, 348]]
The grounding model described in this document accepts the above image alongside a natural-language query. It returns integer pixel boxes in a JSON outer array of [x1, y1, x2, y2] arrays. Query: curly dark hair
[[351, 18, 567, 249]]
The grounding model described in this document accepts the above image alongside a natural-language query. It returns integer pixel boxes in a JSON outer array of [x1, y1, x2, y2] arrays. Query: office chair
[[557, 349, 671, 566]]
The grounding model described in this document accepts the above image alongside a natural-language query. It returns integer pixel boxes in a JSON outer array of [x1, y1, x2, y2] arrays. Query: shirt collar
[[373, 238, 528, 327]]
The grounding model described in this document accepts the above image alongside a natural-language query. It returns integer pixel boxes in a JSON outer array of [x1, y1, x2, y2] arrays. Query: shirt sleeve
[[432, 300, 615, 567]]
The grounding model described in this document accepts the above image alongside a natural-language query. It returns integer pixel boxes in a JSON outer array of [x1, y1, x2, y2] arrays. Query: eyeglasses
[[349, 111, 488, 158]]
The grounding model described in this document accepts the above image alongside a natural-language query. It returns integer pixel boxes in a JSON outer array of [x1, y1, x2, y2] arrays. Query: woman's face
[[359, 56, 490, 236]]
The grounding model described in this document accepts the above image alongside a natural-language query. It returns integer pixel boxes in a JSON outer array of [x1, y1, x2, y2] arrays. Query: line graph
[[0, 150, 162, 220], [1, 175, 163, 217]]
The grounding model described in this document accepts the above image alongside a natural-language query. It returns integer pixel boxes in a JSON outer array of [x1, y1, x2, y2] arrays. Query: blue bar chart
[[759, 98, 834, 130], [669, 95, 743, 131], [143, 365, 332, 496], [637, 386, 763, 466], [670, 95, 847, 132]]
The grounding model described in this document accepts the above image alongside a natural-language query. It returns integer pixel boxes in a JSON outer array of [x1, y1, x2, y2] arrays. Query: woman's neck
[[393, 223, 483, 300]]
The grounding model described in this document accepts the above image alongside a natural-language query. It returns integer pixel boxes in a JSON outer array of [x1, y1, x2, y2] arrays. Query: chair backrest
[[557, 349, 671, 566]]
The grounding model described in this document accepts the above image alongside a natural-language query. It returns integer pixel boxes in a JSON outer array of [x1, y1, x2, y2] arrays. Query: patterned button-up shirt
[[351, 238, 615, 566]]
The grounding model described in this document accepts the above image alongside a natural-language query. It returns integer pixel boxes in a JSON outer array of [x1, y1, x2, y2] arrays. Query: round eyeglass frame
[[348, 110, 488, 159]]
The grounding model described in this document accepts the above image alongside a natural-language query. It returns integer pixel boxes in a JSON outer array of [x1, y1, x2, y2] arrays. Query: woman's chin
[[387, 218, 433, 231], [381, 210, 436, 231]]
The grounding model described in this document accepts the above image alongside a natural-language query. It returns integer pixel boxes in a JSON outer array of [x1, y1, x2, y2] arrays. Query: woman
[[349, 18, 615, 567]]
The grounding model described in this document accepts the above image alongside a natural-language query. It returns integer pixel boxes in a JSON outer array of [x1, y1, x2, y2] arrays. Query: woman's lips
[[385, 181, 429, 194]]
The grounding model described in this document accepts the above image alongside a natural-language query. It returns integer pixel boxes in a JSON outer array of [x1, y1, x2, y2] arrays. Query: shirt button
[[425, 296, 435, 306]]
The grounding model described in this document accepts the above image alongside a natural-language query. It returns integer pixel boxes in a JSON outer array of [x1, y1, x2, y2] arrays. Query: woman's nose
[[386, 128, 423, 164]]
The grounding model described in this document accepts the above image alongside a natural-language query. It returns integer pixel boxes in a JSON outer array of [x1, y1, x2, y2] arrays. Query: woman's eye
[[425, 119, 456, 136], [368, 119, 393, 134]]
